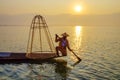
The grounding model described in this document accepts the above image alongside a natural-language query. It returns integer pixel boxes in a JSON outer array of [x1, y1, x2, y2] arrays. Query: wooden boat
[[0, 15, 63, 61], [0, 52, 67, 64], [0, 52, 56, 60]]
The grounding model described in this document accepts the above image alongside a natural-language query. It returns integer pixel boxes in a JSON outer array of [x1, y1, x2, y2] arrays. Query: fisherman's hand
[[55, 34, 58, 37]]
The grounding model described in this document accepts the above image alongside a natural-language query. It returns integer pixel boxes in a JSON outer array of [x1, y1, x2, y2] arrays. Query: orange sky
[[0, 0, 120, 15]]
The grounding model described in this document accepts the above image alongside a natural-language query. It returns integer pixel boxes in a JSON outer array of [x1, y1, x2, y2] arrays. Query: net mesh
[[26, 15, 56, 59]]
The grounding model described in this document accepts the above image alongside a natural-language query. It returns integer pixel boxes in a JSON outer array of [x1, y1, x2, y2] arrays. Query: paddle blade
[[71, 51, 81, 61]]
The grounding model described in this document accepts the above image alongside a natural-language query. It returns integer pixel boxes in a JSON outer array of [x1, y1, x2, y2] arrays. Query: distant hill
[[0, 13, 120, 26], [0, 14, 33, 26]]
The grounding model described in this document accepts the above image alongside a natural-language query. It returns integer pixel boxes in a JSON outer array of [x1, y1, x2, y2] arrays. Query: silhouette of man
[[55, 32, 72, 56]]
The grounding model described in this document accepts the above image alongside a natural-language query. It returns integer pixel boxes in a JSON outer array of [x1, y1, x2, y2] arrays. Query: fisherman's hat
[[61, 32, 69, 37]]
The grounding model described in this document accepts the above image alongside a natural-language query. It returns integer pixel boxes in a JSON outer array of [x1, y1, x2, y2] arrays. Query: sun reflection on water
[[75, 26, 82, 50], [70, 26, 82, 61]]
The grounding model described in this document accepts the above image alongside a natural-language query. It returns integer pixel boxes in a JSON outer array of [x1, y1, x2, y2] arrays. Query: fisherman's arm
[[67, 41, 72, 51], [55, 34, 60, 42]]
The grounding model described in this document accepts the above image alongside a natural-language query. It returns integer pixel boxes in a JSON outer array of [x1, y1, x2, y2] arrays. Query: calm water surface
[[0, 26, 120, 80]]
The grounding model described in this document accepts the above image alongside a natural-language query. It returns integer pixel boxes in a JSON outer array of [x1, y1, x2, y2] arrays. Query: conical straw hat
[[61, 32, 69, 37]]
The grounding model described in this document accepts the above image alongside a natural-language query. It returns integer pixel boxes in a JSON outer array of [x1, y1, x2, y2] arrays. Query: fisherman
[[55, 32, 72, 56]]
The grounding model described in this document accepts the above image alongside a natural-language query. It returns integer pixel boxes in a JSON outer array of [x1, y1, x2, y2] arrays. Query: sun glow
[[74, 5, 82, 12]]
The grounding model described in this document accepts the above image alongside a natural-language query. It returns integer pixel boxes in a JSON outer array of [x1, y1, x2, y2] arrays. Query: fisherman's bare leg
[[56, 46, 60, 56], [56, 47, 67, 56], [60, 48, 67, 56]]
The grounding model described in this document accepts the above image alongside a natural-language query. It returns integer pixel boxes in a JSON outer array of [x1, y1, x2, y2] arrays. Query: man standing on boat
[[55, 32, 72, 56]]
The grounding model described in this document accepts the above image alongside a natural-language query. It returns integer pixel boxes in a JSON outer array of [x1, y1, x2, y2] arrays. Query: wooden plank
[[0, 52, 57, 60]]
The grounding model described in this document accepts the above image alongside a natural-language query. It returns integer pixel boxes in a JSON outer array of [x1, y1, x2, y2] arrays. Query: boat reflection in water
[[34, 59, 80, 80], [27, 59, 71, 80]]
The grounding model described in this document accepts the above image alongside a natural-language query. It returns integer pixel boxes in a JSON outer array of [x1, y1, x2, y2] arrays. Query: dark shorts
[[56, 46, 67, 56]]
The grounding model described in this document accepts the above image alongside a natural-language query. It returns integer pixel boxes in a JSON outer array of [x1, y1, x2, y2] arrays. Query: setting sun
[[74, 5, 82, 12]]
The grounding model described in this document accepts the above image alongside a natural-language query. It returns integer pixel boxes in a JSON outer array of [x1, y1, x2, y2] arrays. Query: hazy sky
[[0, 0, 120, 15]]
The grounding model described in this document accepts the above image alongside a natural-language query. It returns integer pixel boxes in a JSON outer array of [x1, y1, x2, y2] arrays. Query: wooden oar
[[71, 51, 81, 61]]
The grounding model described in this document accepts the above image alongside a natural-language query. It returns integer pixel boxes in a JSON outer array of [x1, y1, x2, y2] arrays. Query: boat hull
[[0, 52, 56, 60]]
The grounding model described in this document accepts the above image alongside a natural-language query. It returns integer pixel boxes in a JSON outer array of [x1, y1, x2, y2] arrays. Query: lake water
[[0, 26, 120, 80]]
